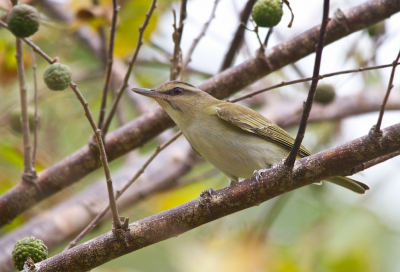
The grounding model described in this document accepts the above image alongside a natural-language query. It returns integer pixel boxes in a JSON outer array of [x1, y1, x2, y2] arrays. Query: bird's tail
[[326, 176, 370, 194]]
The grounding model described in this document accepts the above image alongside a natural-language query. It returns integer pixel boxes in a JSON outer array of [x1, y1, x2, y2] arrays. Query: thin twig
[[31, 47, 39, 167], [65, 131, 182, 251], [228, 61, 400, 103], [285, 0, 330, 169], [0, 20, 55, 64], [69, 83, 122, 229], [170, 0, 187, 80], [101, 0, 157, 135], [374, 48, 400, 132], [92, 0, 108, 66], [263, 27, 273, 47], [15, 38, 36, 180], [97, 0, 119, 129], [246, 21, 264, 49], [352, 149, 400, 174], [282, 0, 294, 28], [179, 0, 220, 79], [220, 0, 257, 71]]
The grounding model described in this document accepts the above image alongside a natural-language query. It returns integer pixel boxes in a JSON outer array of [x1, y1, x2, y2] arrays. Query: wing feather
[[216, 104, 312, 157]]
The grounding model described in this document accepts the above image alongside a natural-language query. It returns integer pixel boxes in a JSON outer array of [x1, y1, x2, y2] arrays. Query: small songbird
[[132, 81, 369, 194]]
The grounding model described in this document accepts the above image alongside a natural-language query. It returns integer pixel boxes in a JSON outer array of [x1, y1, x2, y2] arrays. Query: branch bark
[[1, 0, 399, 227], [30, 122, 400, 272]]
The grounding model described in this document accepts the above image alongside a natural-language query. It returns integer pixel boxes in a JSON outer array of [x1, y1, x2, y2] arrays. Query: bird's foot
[[199, 187, 215, 213], [253, 168, 271, 182]]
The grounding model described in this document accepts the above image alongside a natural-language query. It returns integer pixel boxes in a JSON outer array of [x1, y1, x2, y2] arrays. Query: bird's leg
[[253, 168, 272, 182], [229, 179, 239, 186]]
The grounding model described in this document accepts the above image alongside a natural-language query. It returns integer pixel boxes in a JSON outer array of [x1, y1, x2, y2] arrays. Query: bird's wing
[[216, 103, 312, 157]]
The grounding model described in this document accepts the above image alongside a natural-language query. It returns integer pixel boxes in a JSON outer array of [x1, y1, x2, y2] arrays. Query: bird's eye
[[173, 87, 183, 95]]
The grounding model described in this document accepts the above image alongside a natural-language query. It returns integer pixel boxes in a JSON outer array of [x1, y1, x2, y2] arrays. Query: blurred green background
[[1, 0, 400, 271]]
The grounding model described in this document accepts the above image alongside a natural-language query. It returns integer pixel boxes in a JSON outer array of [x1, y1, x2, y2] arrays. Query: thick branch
[[1, 0, 399, 227], [31, 123, 400, 271]]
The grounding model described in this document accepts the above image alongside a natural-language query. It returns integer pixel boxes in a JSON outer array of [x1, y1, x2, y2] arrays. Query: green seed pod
[[10, 108, 36, 134], [252, 0, 283, 28], [12, 236, 48, 271], [6, 4, 40, 38], [367, 21, 386, 38], [315, 84, 336, 105], [43, 63, 72, 91]]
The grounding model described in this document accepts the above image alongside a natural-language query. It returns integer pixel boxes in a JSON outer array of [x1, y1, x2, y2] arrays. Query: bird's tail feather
[[326, 176, 370, 194]]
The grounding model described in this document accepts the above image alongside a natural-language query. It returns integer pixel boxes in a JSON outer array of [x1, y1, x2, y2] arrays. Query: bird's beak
[[131, 87, 160, 98]]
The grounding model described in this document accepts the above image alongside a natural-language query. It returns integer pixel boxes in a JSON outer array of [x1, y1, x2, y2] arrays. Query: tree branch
[[228, 61, 400, 102], [1, 0, 399, 227], [276, 91, 400, 128], [29, 122, 400, 272]]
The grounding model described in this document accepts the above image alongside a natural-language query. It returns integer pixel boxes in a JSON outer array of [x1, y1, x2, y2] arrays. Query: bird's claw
[[253, 169, 270, 182]]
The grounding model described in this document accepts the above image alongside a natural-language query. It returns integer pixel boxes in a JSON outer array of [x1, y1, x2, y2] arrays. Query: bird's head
[[132, 81, 216, 116]]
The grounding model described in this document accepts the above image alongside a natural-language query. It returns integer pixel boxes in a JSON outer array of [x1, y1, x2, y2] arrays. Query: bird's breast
[[182, 116, 289, 179]]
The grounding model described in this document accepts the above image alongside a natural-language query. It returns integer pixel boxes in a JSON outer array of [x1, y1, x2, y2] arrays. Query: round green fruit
[[43, 63, 72, 91], [367, 21, 386, 38], [315, 84, 336, 105], [252, 0, 283, 28], [10, 108, 36, 134], [12, 236, 48, 271], [7, 4, 40, 38]]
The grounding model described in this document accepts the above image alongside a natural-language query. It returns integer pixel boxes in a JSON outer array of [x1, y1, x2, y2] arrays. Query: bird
[[132, 81, 370, 194]]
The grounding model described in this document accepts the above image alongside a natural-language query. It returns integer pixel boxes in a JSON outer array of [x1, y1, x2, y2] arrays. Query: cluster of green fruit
[[12, 236, 48, 270], [7, 4, 72, 92], [7, 4, 72, 132], [252, 0, 283, 28]]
